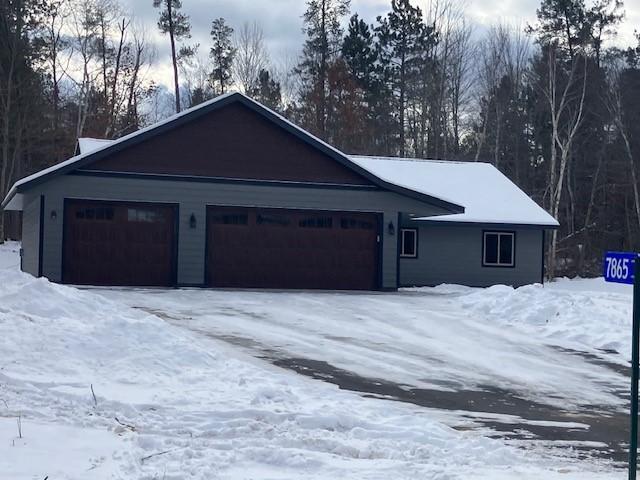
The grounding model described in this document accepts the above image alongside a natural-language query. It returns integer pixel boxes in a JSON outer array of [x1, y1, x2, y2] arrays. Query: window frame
[[400, 228, 418, 258], [482, 230, 516, 268]]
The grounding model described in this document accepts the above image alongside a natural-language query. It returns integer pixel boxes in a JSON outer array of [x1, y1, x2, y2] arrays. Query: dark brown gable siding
[[86, 103, 372, 185]]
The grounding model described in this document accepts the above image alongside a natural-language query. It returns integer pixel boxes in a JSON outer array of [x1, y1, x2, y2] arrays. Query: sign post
[[604, 251, 639, 480]]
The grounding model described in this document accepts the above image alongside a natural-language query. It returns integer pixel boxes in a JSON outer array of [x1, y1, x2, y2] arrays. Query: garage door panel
[[207, 207, 379, 290], [63, 200, 176, 286]]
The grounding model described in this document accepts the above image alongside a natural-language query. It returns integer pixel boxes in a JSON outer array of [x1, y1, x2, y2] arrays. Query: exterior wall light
[[387, 221, 395, 236], [50, 210, 57, 221], [189, 213, 197, 229]]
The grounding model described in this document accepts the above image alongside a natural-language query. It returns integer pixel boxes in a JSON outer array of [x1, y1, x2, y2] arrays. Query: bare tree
[[542, 48, 588, 278], [473, 25, 507, 162], [67, 0, 101, 138], [180, 49, 215, 106], [446, 17, 475, 156], [42, 0, 72, 137], [232, 21, 269, 94], [606, 61, 640, 230], [123, 22, 155, 132]]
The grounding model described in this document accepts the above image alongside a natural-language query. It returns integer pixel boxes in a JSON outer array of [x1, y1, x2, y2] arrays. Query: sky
[[124, 0, 640, 89]]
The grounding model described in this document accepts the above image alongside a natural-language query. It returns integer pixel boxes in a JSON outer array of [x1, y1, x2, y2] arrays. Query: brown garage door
[[63, 200, 177, 286], [206, 207, 379, 290]]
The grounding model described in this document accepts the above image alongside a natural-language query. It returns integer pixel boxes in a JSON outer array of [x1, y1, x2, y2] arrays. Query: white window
[[483, 231, 515, 267], [400, 229, 417, 258]]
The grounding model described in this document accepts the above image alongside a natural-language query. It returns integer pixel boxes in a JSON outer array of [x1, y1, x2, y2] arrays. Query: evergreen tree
[[342, 14, 377, 88], [153, 0, 192, 113], [341, 14, 391, 154], [529, 0, 588, 58], [209, 18, 235, 95], [0, 0, 49, 242], [249, 69, 282, 111], [375, 0, 432, 157], [296, 0, 350, 138]]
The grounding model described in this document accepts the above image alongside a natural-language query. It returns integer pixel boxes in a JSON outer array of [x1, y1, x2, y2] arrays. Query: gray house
[[1, 92, 558, 290]]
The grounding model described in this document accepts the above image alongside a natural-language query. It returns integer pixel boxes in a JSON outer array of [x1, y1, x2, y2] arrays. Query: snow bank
[[450, 279, 633, 361], [1, 243, 585, 479]]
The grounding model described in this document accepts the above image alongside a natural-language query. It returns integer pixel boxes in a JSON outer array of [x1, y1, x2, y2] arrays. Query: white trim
[[483, 231, 515, 267], [400, 228, 418, 258]]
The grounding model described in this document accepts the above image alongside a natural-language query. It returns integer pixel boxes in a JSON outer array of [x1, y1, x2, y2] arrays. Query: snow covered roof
[[350, 156, 559, 227], [2, 93, 556, 228], [77, 137, 114, 154], [1, 92, 463, 213]]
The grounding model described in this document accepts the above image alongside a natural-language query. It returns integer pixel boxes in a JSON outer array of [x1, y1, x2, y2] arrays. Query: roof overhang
[[2, 187, 22, 210], [1, 92, 465, 215], [412, 218, 559, 230]]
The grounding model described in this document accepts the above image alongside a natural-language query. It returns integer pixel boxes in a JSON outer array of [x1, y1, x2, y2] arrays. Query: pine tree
[[209, 18, 235, 95], [342, 14, 377, 88], [341, 14, 388, 154], [153, 0, 191, 113], [249, 69, 282, 111], [296, 0, 350, 138], [529, 0, 588, 59], [375, 0, 431, 157]]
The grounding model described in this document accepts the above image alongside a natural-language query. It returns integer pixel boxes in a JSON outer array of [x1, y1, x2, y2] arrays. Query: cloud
[[127, 0, 639, 88]]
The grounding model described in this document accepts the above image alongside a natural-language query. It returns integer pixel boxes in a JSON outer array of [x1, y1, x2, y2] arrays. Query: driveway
[[95, 286, 633, 466]]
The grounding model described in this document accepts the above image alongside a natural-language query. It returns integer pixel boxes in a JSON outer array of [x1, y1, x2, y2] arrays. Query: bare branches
[[232, 21, 269, 94]]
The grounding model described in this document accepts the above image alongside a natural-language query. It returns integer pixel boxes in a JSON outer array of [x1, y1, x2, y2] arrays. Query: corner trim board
[[38, 195, 44, 277]]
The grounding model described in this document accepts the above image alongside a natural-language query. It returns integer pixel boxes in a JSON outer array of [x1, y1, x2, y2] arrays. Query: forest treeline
[[1, 0, 640, 278]]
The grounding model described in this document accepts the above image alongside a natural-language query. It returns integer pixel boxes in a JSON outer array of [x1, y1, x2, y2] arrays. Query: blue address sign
[[603, 251, 638, 284]]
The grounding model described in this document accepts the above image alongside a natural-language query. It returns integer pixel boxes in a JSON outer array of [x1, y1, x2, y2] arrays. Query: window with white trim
[[483, 231, 515, 267], [400, 229, 417, 258]]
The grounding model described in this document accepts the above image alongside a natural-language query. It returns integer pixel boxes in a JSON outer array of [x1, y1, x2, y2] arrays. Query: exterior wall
[[399, 221, 544, 288], [31, 174, 448, 289], [88, 102, 371, 185], [20, 194, 42, 276]]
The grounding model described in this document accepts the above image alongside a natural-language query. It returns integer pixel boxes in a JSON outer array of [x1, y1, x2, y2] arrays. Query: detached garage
[[1, 92, 558, 289]]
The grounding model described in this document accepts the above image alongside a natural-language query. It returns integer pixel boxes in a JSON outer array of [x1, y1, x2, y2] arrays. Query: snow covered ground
[[0, 241, 630, 479]]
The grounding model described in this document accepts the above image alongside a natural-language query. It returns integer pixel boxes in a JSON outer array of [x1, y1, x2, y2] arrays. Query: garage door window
[[299, 217, 333, 228], [75, 206, 114, 221], [210, 213, 248, 225], [341, 218, 374, 230], [483, 231, 515, 267], [128, 208, 163, 223], [257, 213, 290, 227]]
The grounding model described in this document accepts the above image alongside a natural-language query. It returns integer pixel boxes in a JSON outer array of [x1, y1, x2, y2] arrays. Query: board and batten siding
[[30, 173, 449, 288], [20, 193, 42, 277], [399, 222, 544, 288]]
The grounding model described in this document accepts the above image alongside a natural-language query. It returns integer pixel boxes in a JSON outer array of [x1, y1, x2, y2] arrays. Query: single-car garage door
[[63, 200, 177, 286], [206, 207, 380, 290]]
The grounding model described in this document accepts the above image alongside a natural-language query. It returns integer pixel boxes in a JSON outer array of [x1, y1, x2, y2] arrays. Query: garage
[[63, 200, 177, 286], [206, 207, 380, 290]]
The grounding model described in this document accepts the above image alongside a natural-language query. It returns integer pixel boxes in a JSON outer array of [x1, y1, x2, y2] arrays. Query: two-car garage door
[[206, 207, 380, 290], [62, 201, 380, 289]]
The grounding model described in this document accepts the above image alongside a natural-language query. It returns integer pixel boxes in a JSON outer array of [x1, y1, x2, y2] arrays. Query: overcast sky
[[124, 0, 639, 88]]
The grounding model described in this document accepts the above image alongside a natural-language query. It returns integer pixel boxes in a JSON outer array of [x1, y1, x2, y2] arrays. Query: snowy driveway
[[98, 281, 634, 464], [0, 239, 633, 479]]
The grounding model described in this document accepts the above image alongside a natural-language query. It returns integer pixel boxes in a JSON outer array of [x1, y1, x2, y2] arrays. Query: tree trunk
[[168, 1, 181, 113], [318, 0, 327, 137]]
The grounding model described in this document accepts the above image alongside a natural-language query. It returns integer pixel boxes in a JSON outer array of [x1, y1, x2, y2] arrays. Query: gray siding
[[31, 174, 449, 288], [21, 194, 41, 276], [399, 222, 544, 288]]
